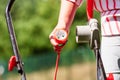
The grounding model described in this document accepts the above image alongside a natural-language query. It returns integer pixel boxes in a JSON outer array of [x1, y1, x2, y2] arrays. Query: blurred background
[[0, 0, 100, 80]]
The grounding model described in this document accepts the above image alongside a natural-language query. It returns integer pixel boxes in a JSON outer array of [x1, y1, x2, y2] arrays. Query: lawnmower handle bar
[[76, 19, 106, 80], [5, 0, 26, 80]]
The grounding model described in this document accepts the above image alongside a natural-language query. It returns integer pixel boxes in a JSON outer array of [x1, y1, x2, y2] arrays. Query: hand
[[49, 28, 68, 53]]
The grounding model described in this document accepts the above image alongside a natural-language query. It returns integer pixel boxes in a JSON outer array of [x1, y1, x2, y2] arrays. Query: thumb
[[50, 38, 59, 47]]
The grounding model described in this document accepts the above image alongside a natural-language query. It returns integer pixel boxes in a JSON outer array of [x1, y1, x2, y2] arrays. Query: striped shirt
[[67, 0, 120, 36]]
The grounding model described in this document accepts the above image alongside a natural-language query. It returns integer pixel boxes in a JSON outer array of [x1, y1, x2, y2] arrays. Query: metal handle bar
[[5, 0, 26, 80], [76, 19, 106, 80]]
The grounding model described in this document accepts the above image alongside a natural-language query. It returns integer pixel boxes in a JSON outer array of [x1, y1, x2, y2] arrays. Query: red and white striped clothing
[[67, 0, 120, 36]]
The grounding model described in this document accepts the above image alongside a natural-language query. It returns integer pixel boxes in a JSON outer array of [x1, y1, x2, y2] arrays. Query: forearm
[[57, 0, 79, 32]]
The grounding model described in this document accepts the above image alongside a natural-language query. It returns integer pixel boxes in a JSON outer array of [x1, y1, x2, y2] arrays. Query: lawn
[[6, 62, 96, 80]]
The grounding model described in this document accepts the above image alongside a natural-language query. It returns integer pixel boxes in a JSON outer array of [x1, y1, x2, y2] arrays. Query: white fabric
[[101, 14, 120, 36], [101, 36, 120, 73], [94, 0, 120, 12], [67, 0, 120, 11], [67, 0, 120, 36]]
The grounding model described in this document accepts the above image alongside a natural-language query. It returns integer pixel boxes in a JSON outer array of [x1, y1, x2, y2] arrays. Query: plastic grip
[[8, 56, 17, 71], [54, 29, 68, 44], [106, 73, 114, 80]]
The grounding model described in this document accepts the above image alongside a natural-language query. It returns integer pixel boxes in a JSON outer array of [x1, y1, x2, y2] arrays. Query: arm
[[49, 0, 82, 52], [57, 0, 79, 32]]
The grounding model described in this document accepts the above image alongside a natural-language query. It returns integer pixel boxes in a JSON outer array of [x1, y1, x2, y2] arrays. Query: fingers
[[50, 38, 58, 46], [50, 38, 64, 53], [54, 46, 63, 53], [49, 28, 68, 53]]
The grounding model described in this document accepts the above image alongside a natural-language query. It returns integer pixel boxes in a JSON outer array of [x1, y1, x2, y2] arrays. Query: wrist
[[56, 24, 70, 33]]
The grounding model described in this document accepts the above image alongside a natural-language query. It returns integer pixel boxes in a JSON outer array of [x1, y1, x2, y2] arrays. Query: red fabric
[[87, 0, 94, 20]]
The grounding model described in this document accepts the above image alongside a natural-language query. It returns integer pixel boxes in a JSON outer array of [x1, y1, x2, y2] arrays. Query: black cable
[[94, 40, 106, 80]]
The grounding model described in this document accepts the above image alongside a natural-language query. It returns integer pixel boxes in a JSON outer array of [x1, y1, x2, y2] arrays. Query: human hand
[[49, 28, 68, 54]]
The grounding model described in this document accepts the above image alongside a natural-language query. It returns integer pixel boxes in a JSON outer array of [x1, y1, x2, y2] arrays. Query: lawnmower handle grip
[[54, 29, 68, 45]]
